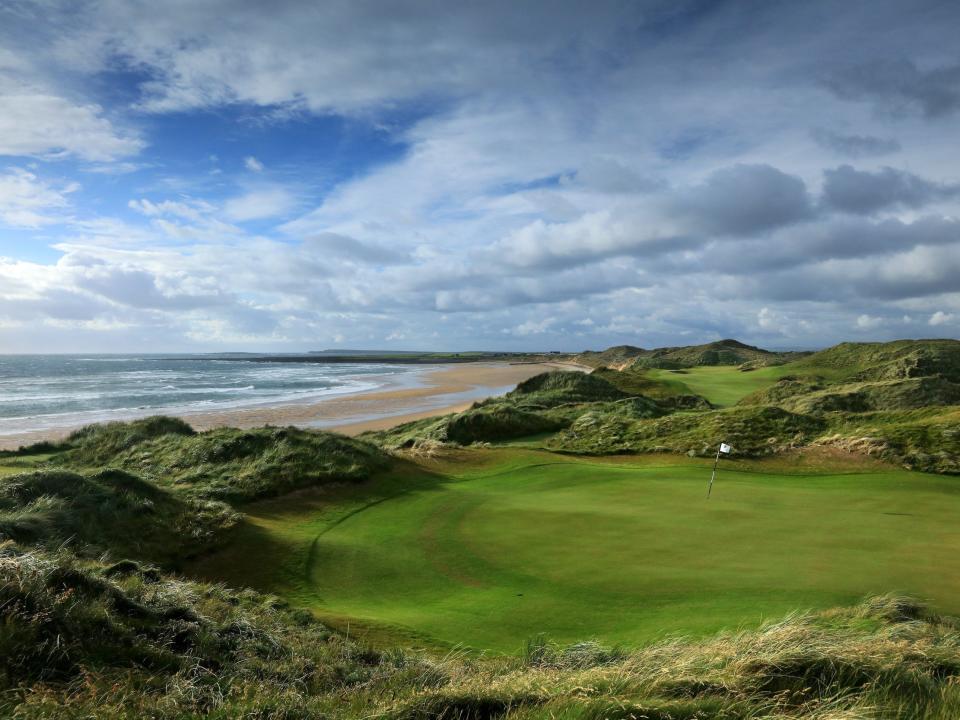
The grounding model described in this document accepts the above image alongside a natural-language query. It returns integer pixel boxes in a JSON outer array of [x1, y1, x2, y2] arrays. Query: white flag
[[719, 443, 731, 454]]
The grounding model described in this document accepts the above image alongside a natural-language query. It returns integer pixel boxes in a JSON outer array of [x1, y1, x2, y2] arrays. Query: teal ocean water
[[0, 355, 419, 436]]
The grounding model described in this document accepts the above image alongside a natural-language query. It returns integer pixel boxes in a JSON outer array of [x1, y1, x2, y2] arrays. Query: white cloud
[[0, 168, 75, 227], [510, 318, 557, 336], [2, 2, 960, 351], [856, 314, 883, 329], [929, 311, 954, 326], [84, 162, 143, 175], [0, 82, 142, 161], [223, 188, 297, 222], [129, 198, 215, 222], [757, 307, 779, 330]]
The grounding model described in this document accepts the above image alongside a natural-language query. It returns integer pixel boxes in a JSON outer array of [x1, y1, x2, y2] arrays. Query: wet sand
[[0, 361, 587, 450]]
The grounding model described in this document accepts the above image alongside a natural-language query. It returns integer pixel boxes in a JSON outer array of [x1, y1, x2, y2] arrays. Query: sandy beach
[[0, 361, 586, 450]]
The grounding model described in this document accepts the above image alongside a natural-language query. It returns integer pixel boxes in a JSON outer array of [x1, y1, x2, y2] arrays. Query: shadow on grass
[[184, 458, 453, 602]]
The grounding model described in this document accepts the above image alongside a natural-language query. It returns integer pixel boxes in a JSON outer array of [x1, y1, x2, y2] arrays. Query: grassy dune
[[190, 448, 960, 653]]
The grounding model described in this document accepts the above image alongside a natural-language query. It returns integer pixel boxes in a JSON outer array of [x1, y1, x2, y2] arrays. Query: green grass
[[0, 468, 238, 564], [640, 339, 960, 408], [50, 418, 391, 503], [7, 546, 960, 717], [645, 365, 790, 406], [189, 448, 960, 654]]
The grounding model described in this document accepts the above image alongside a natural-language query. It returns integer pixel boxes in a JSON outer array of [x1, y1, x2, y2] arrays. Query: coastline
[[0, 361, 586, 450]]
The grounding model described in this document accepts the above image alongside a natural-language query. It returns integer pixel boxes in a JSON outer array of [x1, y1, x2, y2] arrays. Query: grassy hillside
[[0, 545, 413, 718], [629, 338, 802, 370], [574, 344, 646, 369], [5, 544, 960, 718], [589, 365, 712, 404], [547, 395, 959, 471], [367, 343, 960, 474], [821, 406, 960, 474], [736, 341, 960, 433], [1, 418, 393, 568], [0, 468, 237, 564], [575, 339, 804, 370], [506, 370, 628, 406], [549, 404, 825, 456], [367, 371, 642, 449], [788, 338, 960, 382], [47, 418, 391, 503]]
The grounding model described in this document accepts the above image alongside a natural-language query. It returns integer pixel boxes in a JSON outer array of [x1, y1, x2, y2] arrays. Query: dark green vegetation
[[575, 338, 805, 370], [0, 468, 237, 564], [5, 543, 960, 718], [367, 371, 630, 448], [368, 339, 960, 475], [368, 370, 690, 449], [49, 417, 391, 502], [3, 337, 960, 717], [1, 418, 389, 566]]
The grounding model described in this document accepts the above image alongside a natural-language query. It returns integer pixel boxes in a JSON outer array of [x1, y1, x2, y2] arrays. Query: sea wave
[[0, 377, 389, 435]]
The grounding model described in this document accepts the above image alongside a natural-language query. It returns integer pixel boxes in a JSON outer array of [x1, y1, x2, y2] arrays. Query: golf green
[[645, 365, 789, 406], [192, 451, 960, 653]]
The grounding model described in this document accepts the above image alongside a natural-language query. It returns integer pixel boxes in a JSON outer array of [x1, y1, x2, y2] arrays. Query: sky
[[0, 0, 959, 353]]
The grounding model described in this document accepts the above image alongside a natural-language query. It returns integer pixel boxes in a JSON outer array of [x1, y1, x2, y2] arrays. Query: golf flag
[[707, 442, 731, 498]]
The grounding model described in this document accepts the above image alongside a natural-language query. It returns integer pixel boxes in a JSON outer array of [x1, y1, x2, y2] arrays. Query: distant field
[[190, 449, 960, 653], [646, 365, 789, 406], [0, 455, 50, 476]]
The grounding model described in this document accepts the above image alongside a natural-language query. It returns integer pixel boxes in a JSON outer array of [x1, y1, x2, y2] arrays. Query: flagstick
[[707, 444, 721, 499]]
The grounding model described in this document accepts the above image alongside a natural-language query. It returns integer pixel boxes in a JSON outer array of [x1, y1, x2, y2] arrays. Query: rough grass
[[590, 366, 711, 405], [365, 404, 566, 449], [575, 339, 804, 371], [368, 371, 701, 451], [369, 357, 960, 474], [0, 545, 421, 718], [788, 339, 960, 383], [626, 338, 802, 370], [574, 344, 647, 369], [4, 545, 959, 719], [746, 375, 960, 414], [545, 400, 960, 472], [51, 419, 392, 503], [820, 406, 960, 474], [62, 415, 197, 465], [505, 371, 628, 407], [535, 342, 960, 471], [0, 468, 238, 564], [549, 405, 826, 456], [367, 372, 627, 449]]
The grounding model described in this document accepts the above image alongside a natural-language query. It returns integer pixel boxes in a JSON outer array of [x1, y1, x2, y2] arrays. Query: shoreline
[[0, 361, 585, 450]]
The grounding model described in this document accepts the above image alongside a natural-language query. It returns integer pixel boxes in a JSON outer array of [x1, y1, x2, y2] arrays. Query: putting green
[[192, 450, 960, 653], [646, 365, 789, 406]]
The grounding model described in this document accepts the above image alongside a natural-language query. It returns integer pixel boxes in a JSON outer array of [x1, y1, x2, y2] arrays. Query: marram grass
[[2, 545, 959, 719]]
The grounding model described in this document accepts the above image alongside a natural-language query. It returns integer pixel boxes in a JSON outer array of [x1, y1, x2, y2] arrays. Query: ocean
[[0, 355, 421, 437]]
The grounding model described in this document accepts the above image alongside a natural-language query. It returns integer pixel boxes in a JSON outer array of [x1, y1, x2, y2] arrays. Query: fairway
[[191, 450, 960, 653], [645, 365, 788, 406]]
